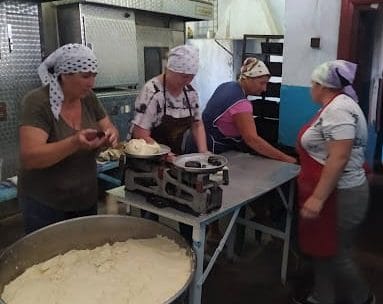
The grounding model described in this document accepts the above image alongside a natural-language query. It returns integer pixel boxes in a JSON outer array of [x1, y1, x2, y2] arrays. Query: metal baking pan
[[172, 153, 228, 173]]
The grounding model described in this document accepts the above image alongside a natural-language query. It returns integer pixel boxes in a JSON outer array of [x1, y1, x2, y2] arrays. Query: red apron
[[297, 106, 337, 257]]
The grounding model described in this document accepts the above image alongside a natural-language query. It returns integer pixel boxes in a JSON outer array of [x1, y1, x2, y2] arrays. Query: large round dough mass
[[1, 236, 191, 304], [124, 139, 161, 155]]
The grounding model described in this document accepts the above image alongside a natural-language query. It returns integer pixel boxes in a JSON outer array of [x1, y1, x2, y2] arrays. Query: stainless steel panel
[[53, 0, 213, 20], [40, 3, 60, 57], [57, 4, 139, 88], [56, 4, 82, 45], [0, 1, 41, 178], [84, 15, 139, 87]]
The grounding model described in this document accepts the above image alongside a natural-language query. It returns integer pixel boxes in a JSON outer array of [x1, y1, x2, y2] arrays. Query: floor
[[0, 175, 382, 304]]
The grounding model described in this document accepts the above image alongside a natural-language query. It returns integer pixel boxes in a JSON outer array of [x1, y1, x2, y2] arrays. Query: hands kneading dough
[[124, 139, 161, 155]]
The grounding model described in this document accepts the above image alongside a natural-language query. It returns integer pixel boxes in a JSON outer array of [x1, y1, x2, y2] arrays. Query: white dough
[[124, 139, 161, 155], [1, 236, 191, 304]]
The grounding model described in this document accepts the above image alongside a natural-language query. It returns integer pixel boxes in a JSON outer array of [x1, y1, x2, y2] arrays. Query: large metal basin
[[0, 215, 195, 304]]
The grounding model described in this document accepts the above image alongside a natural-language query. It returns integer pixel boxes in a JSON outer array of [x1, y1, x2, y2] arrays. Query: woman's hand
[[74, 129, 107, 150], [300, 139, 353, 220], [285, 156, 297, 164], [104, 127, 119, 148], [300, 195, 324, 219], [98, 117, 119, 148], [164, 152, 176, 163]]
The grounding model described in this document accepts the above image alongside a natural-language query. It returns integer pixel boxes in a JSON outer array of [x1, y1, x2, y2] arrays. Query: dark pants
[[141, 210, 193, 243], [313, 181, 370, 304], [20, 196, 97, 234]]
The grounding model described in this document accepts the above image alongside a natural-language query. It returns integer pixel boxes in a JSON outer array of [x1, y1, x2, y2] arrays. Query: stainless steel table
[[107, 151, 300, 304]]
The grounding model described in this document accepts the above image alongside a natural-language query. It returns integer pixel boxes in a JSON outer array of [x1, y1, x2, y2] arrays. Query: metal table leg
[[280, 180, 295, 285], [233, 206, 247, 255], [201, 208, 240, 282], [189, 223, 206, 304], [233, 181, 296, 285], [189, 208, 240, 304]]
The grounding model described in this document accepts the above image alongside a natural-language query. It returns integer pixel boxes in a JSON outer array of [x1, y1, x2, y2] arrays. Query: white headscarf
[[166, 45, 199, 75], [38, 43, 98, 120], [311, 60, 358, 102], [239, 57, 270, 80]]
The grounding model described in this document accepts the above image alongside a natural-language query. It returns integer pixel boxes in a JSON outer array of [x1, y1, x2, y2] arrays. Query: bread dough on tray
[[1, 236, 191, 304], [124, 139, 161, 155]]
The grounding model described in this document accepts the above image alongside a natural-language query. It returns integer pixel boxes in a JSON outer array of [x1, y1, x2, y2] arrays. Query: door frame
[[338, 0, 383, 170], [338, 0, 383, 60]]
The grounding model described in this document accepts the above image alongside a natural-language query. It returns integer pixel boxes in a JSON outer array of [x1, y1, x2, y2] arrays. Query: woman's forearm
[[244, 135, 295, 163], [310, 140, 353, 205], [20, 136, 79, 169], [191, 120, 208, 153], [20, 127, 106, 170], [311, 154, 349, 203], [232, 112, 295, 163]]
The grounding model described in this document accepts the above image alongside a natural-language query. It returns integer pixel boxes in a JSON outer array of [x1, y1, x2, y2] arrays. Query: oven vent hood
[[215, 0, 283, 39], [52, 0, 213, 21]]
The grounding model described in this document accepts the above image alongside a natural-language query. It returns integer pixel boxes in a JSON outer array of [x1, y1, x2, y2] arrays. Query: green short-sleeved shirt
[[18, 86, 106, 211]]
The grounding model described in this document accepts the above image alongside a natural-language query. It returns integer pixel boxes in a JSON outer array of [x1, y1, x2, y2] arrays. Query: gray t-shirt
[[301, 94, 367, 189], [18, 86, 106, 211]]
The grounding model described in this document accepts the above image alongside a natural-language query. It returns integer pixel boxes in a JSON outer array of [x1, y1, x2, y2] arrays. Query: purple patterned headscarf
[[311, 60, 358, 102]]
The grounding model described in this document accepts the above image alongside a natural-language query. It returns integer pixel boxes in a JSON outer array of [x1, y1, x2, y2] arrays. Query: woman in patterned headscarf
[[18, 43, 119, 234], [294, 60, 374, 304], [188, 57, 296, 245], [130, 44, 207, 242], [200, 57, 296, 162], [131, 44, 207, 156]]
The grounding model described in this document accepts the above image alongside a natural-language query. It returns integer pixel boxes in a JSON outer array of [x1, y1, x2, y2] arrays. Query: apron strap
[[163, 73, 193, 119]]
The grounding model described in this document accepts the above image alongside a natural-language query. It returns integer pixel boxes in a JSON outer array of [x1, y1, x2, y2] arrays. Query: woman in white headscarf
[[131, 44, 207, 155], [200, 57, 296, 162], [294, 60, 374, 304], [18, 43, 119, 234], [130, 44, 207, 242]]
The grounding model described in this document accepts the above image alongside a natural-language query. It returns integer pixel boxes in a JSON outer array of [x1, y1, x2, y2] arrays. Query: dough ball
[[124, 139, 161, 155]]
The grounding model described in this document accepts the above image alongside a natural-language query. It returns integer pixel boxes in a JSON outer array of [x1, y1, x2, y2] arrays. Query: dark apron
[[297, 102, 337, 257], [151, 74, 194, 155]]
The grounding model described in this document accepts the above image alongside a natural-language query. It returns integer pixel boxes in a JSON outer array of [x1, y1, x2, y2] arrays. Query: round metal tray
[[124, 144, 171, 159], [172, 153, 228, 173]]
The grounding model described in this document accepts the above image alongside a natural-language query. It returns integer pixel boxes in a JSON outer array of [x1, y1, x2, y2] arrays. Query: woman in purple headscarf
[[293, 60, 374, 304]]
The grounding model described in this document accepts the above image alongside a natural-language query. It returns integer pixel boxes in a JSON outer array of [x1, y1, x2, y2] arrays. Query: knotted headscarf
[[38, 43, 98, 120], [311, 60, 358, 101], [239, 57, 270, 80], [166, 45, 199, 75]]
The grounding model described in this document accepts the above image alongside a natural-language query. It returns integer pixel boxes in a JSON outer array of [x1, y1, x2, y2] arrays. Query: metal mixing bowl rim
[[0, 215, 196, 304]]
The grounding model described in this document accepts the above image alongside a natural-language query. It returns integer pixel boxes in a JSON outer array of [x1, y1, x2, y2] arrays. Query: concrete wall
[[216, 0, 284, 38], [188, 0, 285, 38], [268, 0, 285, 30], [279, 0, 342, 146], [186, 0, 285, 109], [187, 39, 233, 109]]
